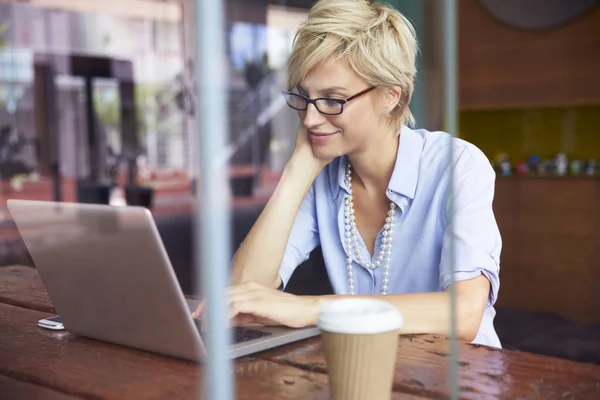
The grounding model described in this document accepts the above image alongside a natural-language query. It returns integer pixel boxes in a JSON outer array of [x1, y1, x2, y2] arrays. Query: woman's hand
[[192, 282, 323, 328], [289, 123, 333, 175]]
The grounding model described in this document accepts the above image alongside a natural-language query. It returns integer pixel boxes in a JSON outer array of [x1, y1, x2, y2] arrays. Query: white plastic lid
[[317, 298, 403, 335]]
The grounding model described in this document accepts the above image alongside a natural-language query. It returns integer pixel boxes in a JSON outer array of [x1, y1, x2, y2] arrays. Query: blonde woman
[[194, 0, 502, 347]]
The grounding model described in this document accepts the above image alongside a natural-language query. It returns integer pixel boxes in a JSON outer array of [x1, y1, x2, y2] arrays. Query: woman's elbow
[[454, 276, 490, 342], [456, 322, 479, 342], [456, 301, 486, 342]]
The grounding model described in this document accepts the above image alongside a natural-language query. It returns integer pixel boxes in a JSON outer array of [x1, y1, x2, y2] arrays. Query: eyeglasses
[[281, 86, 377, 116]]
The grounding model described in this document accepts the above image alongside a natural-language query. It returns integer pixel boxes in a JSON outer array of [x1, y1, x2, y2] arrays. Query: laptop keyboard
[[194, 320, 272, 344]]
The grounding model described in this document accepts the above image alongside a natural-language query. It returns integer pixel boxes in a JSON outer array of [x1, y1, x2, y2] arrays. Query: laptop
[[7, 199, 319, 362]]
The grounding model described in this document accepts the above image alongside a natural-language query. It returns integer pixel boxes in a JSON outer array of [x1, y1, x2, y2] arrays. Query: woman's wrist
[[306, 295, 328, 326], [285, 149, 331, 179], [281, 156, 322, 193]]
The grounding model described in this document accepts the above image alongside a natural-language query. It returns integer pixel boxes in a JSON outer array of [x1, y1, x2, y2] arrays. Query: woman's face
[[296, 57, 388, 160]]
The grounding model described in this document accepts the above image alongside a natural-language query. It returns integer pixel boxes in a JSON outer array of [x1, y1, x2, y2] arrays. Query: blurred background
[[0, 0, 599, 366]]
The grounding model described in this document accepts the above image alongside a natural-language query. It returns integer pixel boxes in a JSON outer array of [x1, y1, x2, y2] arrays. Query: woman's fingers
[[232, 313, 259, 326], [192, 286, 262, 319], [193, 282, 285, 327], [229, 298, 263, 319], [191, 300, 204, 319]]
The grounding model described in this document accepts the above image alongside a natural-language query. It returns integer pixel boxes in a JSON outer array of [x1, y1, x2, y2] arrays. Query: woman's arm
[[343, 274, 490, 341], [229, 124, 330, 288], [229, 159, 320, 288], [223, 275, 490, 342]]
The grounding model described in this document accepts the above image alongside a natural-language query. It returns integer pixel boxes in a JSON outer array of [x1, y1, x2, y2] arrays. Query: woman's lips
[[309, 131, 338, 143]]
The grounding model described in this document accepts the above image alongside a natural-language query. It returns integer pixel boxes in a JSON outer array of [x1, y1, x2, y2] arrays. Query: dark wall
[[269, 0, 315, 9], [227, 0, 269, 24], [155, 206, 332, 296]]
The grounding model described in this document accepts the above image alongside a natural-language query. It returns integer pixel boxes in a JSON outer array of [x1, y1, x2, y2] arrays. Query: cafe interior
[[1, 0, 599, 399]]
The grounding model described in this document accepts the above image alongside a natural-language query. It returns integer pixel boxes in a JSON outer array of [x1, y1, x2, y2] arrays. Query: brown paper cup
[[321, 329, 399, 400], [317, 298, 403, 400]]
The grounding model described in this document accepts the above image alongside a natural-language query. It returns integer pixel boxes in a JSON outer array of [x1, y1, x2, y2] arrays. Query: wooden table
[[1, 265, 599, 399]]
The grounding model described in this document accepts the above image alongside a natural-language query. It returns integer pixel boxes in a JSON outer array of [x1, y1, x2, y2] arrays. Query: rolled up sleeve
[[278, 184, 320, 289], [439, 155, 502, 307]]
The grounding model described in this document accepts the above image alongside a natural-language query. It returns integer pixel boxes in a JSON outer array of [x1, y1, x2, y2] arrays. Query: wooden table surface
[[1, 264, 599, 400]]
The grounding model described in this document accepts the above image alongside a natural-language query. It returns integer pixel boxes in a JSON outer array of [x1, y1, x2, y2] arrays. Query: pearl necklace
[[343, 162, 396, 295]]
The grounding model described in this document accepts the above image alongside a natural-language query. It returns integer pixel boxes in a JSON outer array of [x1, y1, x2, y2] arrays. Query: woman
[[194, 0, 502, 347]]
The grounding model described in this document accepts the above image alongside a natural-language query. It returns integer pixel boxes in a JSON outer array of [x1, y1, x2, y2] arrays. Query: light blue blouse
[[279, 126, 502, 348]]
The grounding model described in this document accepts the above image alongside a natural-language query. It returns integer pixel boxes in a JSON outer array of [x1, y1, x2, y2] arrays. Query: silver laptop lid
[[7, 199, 205, 362]]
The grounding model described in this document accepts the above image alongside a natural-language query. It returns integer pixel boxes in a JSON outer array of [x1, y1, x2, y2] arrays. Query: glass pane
[[3, 1, 597, 400], [54, 75, 88, 188], [1, 2, 43, 268], [195, 0, 458, 398], [456, 0, 600, 398]]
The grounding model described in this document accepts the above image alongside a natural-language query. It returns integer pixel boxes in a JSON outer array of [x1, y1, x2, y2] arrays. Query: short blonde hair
[[287, 0, 418, 130]]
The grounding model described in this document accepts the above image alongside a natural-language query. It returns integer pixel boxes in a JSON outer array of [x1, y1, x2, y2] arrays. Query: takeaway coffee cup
[[317, 298, 403, 400]]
